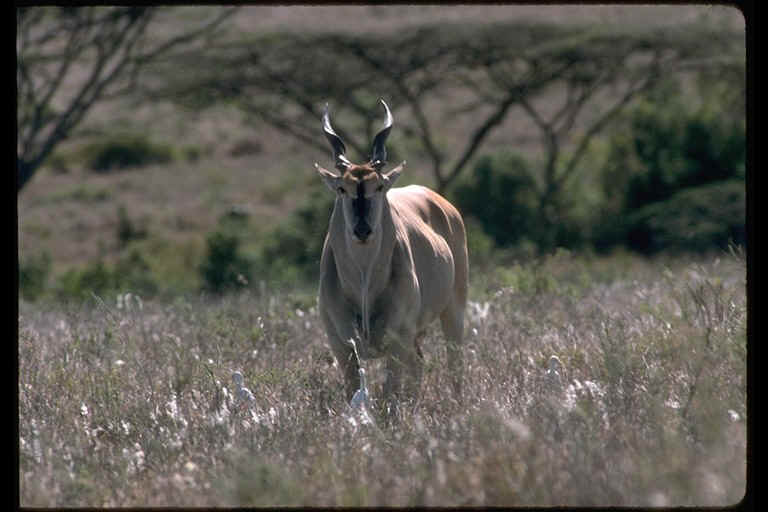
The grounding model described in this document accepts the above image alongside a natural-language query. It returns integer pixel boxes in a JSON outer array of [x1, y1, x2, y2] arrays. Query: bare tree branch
[[144, 20, 742, 203], [17, 6, 239, 192], [557, 60, 662, 190], [442, 91, 520, 192]]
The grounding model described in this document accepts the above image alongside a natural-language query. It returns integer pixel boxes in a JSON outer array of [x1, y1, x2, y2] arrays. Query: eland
[[314, 100, 469, 406]]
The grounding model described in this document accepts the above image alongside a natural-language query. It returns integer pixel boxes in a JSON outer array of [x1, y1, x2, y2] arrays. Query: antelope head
[[315, 99, 405, 244]]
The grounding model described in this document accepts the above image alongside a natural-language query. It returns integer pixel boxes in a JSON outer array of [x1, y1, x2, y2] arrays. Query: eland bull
[[314, 100, 468, 406]]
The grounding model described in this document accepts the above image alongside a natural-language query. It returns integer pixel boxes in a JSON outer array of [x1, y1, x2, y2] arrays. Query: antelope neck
[[333, 200, 394, 343]]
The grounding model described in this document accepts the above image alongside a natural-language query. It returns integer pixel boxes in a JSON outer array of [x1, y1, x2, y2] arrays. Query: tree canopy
[[146, 20, 744, 194]]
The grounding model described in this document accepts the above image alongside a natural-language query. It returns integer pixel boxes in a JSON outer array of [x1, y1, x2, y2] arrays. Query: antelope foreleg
[[328, 336, 361, 402], [383, 331, 424, 402]]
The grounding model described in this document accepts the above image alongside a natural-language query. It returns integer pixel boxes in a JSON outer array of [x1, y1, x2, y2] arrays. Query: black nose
[[354, 223, 372, 241]]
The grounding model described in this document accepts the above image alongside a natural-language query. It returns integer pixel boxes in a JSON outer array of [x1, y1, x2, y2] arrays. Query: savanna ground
[[18, 4, 749, 508], [19, 249, 747, 507]]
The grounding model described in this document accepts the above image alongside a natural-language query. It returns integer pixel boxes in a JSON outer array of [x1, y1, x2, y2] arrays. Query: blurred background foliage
[[17, 6, 746, 301]]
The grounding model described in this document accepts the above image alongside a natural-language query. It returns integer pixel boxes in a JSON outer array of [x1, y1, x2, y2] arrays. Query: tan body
[[315, 100, 468, 404], [318, 183, 468, 402]]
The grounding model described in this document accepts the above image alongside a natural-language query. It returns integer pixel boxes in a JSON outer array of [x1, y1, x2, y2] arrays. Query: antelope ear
[[315, 163, 342, 192], [382, 161, 405, 190]]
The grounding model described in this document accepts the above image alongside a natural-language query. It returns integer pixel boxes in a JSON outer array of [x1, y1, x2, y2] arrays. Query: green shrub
[[128, 236, 204, 296], [594, 80, 745, 254], [113, 250, 159, 296], [450, 150, 594, 254], [623, 100, 745, 210], [183, 145, 207, 162], [44, 151, 71, 174], [450, 152, 539, 249], [255, 189, 333, 286], [55, 261, 114, 299], [80, 134, 175, 172], [19, 252, 51, 301], [200, 231, 252, 294], [228, 138, 263, 158], [624, 180, 745, 254], [116, 205, 148, 249], [463, 217, 497, 268], [54, 251, 158, 300]]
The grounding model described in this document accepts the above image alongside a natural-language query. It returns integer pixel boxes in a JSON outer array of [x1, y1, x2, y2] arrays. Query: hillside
[[18, 5, 745, 292]]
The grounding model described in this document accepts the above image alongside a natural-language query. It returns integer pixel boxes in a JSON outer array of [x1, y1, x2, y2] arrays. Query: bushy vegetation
[[253, 189, 333, 286], [79, 134, 175, 172], [53, 251, 158, 300], [200, 230, 252, 295], [19, 193, 332, 301], [18, 251, 746, 507], [593, 80, 745, 253], [449, 78, 745, 258], [195, 191, 332, 295], [451, 152, 540, 249], [116, 205, 148, 249], [19, 252, 51, 301], [620, 180, 745, 254]]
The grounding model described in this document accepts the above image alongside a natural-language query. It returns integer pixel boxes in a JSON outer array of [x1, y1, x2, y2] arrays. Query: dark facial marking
[[352, 181, 373, 241], [353, 182, 370, 219]]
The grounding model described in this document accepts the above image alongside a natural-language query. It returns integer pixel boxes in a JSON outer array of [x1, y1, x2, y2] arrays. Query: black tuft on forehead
[[344, 163, 378, 180]]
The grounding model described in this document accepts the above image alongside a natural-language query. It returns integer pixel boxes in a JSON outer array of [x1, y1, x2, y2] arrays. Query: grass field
[[19, 249, 747, 507]]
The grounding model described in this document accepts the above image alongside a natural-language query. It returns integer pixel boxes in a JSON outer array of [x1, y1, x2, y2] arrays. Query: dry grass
[[19, 250, 746, 507]]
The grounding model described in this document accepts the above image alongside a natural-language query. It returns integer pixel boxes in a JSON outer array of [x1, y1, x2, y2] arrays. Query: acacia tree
[[16, 6, 238, 192], [149, 20, 742, 200]]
